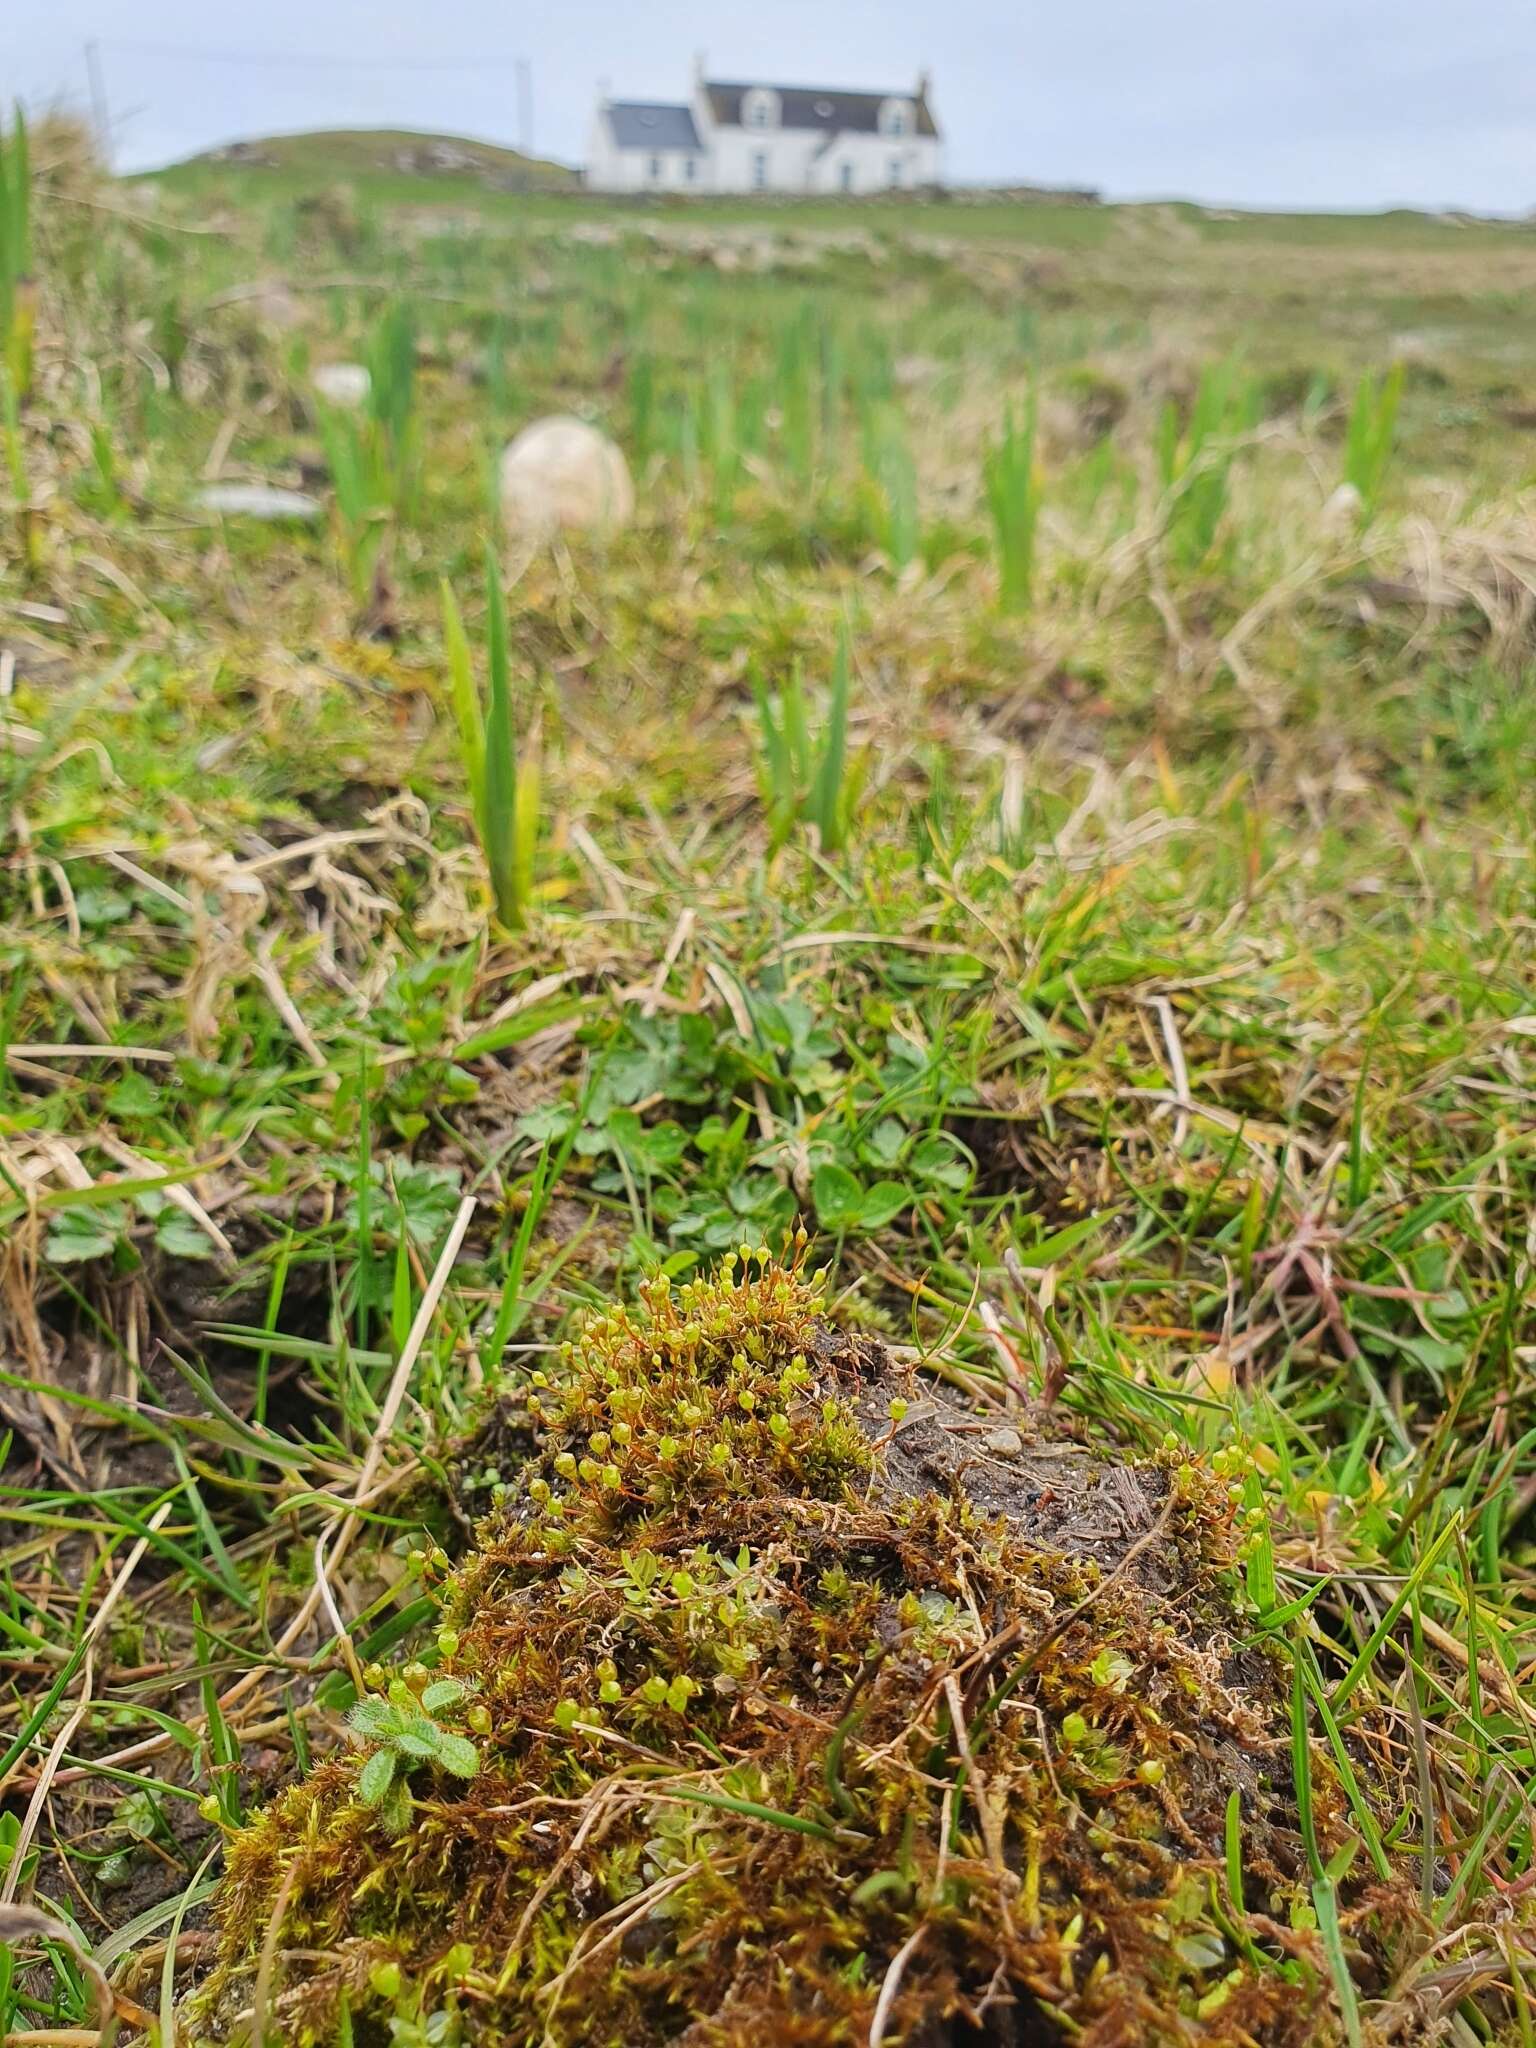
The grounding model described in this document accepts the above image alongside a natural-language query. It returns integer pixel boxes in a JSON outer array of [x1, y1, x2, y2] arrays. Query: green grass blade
[[481, 545, 521, 928], [1290, 1655, 1322, 1882], [1312, 1875, 1363, 2048], [656, 1783, 841, 1843], [441, 578, 485, 827], [750, 669, 792, 827], [512, 732, 541, 920], [1329, 1511, 1461, 1712], [809, 626, 851, 855], [1297, 1641, 1389, 1881], [12, 107, 29, 280], [1224, 1788, 1245, 1909]]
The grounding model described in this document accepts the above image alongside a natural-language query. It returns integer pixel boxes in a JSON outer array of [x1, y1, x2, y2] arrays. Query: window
[[839, 161, 853, 192], [752, 150, 768, 189], [750, 100, 769, 127], [649, 155, 662, 181], [743, 87, 778, 129], [684, 155, 697, 182], [889, 107, 906, 135], [888, 156, 903, 187]]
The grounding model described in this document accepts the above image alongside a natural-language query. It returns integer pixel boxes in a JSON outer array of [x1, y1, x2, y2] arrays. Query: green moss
[[197, 1249, 1399, 2046]]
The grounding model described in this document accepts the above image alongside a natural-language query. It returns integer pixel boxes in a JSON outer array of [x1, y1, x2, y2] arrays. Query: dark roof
[[705, 81, 939, 139], [605, 102, 701, 151]]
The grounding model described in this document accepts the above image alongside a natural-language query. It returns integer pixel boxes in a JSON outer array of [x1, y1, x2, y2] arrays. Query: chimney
[[693, 49, 708, 88], [598, 75, 612, 107], [917, 68, 931, 101]]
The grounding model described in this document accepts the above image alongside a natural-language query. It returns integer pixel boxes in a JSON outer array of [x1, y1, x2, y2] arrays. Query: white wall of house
[[706, 128, 939, 195], [586, 117, 707, 192], [692, 81, 718, 174], [585, 112, 626, 191], [588, 79, 941, 195], [825, 133, 941, 195], [691, 86, 938, 194]]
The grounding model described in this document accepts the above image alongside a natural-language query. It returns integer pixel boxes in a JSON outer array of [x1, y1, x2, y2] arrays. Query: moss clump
[[198, 1247, 1400, 2046]]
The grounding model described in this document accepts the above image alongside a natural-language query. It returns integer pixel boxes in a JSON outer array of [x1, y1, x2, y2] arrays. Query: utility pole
[[85, 41, 112, 171], [516, 58, 533, 158]]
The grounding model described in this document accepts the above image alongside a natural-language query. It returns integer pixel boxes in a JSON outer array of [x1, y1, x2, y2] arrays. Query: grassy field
[[2, 123, 1534, 2046], [172, 129, 579, 193]]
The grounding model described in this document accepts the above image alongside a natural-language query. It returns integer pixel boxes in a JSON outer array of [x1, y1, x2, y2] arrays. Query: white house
[[586, 62, 942, 196]]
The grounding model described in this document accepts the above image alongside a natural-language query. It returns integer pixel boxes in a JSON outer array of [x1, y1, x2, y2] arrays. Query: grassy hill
[[167, 125, 578, 191], [147, 130, 1533, 267]]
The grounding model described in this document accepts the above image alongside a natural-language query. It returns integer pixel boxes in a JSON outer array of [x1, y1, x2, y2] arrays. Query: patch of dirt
[[1, 1218, 333, 1498], [978, 665, 1114, 744], [947, 1105, 1117, 1224], [829, 1323, 1133, 1543]]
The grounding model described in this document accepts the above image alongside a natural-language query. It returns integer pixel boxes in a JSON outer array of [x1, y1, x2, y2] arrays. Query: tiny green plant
[[775, 303, 820, 485], [751, 622, 854, 854], [317, 299, 419, 601], [0, 106, 33, 401], [366, 299, 418, 511], [483, 310, 513, 416], [861, 399, 920, 570], [317, 406, 387, 603], [701, 359, 742, 521], [80, 418, 125, 518], [628, 348, 656, 466], [0, 361, 35, 573], [1341, 361, 1404, 525], [442, 550, 541, 930], [1155, 359, 1258, 568], [983, 386, 1042, 612], [350, 1680, 479, 1836], [0, 1899, 102, 2046]]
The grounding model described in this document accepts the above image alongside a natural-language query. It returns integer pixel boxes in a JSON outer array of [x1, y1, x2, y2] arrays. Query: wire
[[99, 39, 529, 75]]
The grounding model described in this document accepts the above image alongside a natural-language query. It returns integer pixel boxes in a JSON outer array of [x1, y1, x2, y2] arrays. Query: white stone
[[983, 1427, 1024, 1458], [196, 483, 322, 522], [1322, 482, 1364, 533], [312, 362, 371, 408], [498, 417, 634, 539]]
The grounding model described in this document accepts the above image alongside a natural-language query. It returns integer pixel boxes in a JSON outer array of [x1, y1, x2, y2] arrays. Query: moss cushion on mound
[[196, 1249, 1410, 2046]]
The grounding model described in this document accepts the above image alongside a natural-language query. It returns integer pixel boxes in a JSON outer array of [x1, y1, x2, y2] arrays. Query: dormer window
[[743, 87, 780, 130], [879, 97, 913, 137]]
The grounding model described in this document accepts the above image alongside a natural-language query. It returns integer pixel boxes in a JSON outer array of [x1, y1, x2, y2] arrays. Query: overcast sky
[[9, 0, 1536, 213]]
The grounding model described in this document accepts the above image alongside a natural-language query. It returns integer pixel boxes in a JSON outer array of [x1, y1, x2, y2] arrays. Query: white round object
[[498, 416, 634, 538], [1321, 481, 1364, 533], [313, 362, 371, 408]]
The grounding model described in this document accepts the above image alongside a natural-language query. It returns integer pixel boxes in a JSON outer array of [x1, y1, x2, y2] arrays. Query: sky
[[8, 0, 1536, 214]]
